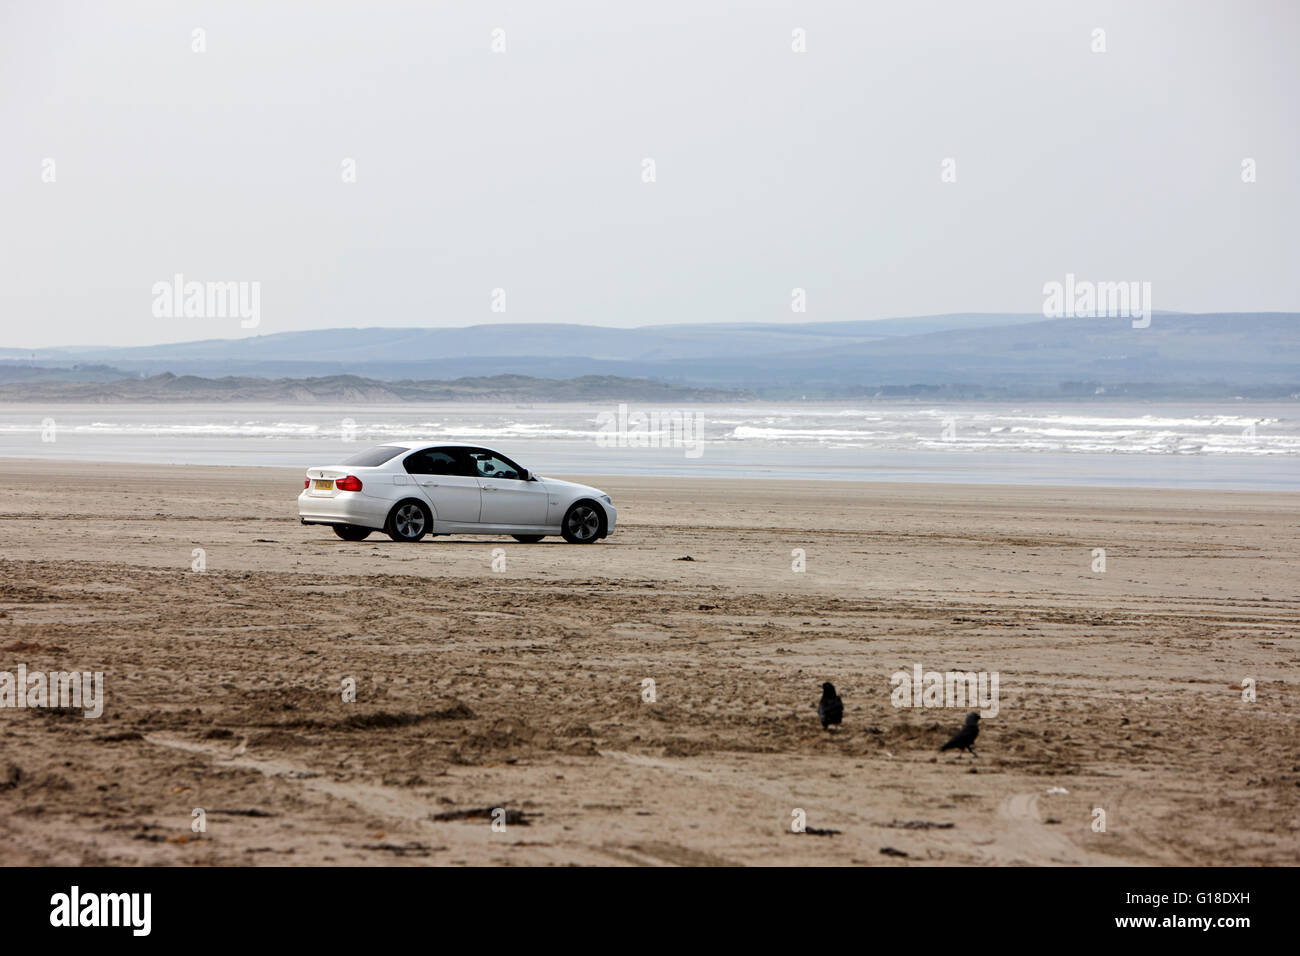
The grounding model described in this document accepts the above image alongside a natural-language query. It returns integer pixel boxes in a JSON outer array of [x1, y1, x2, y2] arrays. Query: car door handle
[[421, 480, 439, 487], [482, 485, 497, 492]]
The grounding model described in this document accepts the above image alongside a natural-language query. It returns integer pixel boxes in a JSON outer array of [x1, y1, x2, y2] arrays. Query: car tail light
[[304, 478, 310, 489], [335, 475, 363, 492]]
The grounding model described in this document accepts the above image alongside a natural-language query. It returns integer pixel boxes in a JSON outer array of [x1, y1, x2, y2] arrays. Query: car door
[[404, 447, 481, 526], [470, 449, 550, 527]]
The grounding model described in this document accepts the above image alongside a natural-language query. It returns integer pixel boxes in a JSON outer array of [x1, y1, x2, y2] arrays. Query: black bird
[[818, 682, 843, 730], [940, 712, 981, 757]]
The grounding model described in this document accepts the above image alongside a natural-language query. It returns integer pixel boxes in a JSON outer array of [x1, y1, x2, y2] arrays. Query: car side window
[[405, 448, 472, 476], [471, 451, 522, 480]]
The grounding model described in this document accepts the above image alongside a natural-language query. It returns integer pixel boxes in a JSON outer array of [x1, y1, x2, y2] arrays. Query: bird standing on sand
[[940, 712, 980, 757], [818, 682, 843, 731]]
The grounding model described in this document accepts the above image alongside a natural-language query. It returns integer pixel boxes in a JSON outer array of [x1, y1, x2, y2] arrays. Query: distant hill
[[0, 372, 750, 403], [0, 362, 135, 384], [3, 312, 1296, 398], [647, 313, 1300, 391], [13, 314, 1043, 367]]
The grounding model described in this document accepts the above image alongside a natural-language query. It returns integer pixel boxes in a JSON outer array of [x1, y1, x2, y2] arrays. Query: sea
[[1, 401, 1297, 490]]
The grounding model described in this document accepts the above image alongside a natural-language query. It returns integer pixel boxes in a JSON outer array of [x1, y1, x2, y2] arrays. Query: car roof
[[384, 441, 482, 450]]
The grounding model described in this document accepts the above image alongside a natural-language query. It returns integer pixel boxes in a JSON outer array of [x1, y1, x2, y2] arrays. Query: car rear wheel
[[512, 535, 545, 543], [386, 500, 431, 542], [333, 525, 372, 541], [560, 502, 602, 544]]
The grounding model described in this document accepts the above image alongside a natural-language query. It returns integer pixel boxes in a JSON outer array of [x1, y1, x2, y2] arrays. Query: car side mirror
[[518, 468, 530, 481]]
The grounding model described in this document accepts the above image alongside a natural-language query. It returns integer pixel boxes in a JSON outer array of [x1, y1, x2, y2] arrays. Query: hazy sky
[[2, 0, 1297, 348]]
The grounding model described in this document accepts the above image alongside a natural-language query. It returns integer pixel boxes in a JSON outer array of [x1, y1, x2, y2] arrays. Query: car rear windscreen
[[341, 445, 404, 467]]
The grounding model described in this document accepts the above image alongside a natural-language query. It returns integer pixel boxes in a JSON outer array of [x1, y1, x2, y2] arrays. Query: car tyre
[[386, 500, 431, 542], [560, 501, 603, 544], [333, 525, 372, 541]]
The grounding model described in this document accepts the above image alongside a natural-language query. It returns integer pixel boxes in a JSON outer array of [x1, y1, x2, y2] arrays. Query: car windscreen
[[340, 445, 405, 467]]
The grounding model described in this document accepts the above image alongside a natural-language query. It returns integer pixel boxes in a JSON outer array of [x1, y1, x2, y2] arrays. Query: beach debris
[[1045, 786, 1069, 795], [354, 841, 439, 857], [430, 806, 532, 826], [883, 820, 955, 830], [791, 826, 841, 837]]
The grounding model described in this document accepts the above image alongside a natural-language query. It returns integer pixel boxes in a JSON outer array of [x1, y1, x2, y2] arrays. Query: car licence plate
[[313, 479, 334, 491]]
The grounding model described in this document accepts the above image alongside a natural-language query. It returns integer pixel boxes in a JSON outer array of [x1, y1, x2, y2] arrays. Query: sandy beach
[[0, 458, 1297, 866]]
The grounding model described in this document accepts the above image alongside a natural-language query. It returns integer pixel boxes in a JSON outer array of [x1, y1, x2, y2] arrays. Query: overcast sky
[[2, 0, 1297, 348]]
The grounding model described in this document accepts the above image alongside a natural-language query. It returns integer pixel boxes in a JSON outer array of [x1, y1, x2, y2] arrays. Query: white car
[[298, 442, 616, 544]]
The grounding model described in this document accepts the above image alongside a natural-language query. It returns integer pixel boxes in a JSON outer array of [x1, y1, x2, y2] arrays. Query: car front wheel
[[560, 502, 602, 544], [386, 500, 431, 542]]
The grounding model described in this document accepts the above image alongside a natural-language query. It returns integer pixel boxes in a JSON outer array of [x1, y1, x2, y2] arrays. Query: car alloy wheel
[[562, 503, 601, 544], [388, 502, 429, 541]]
